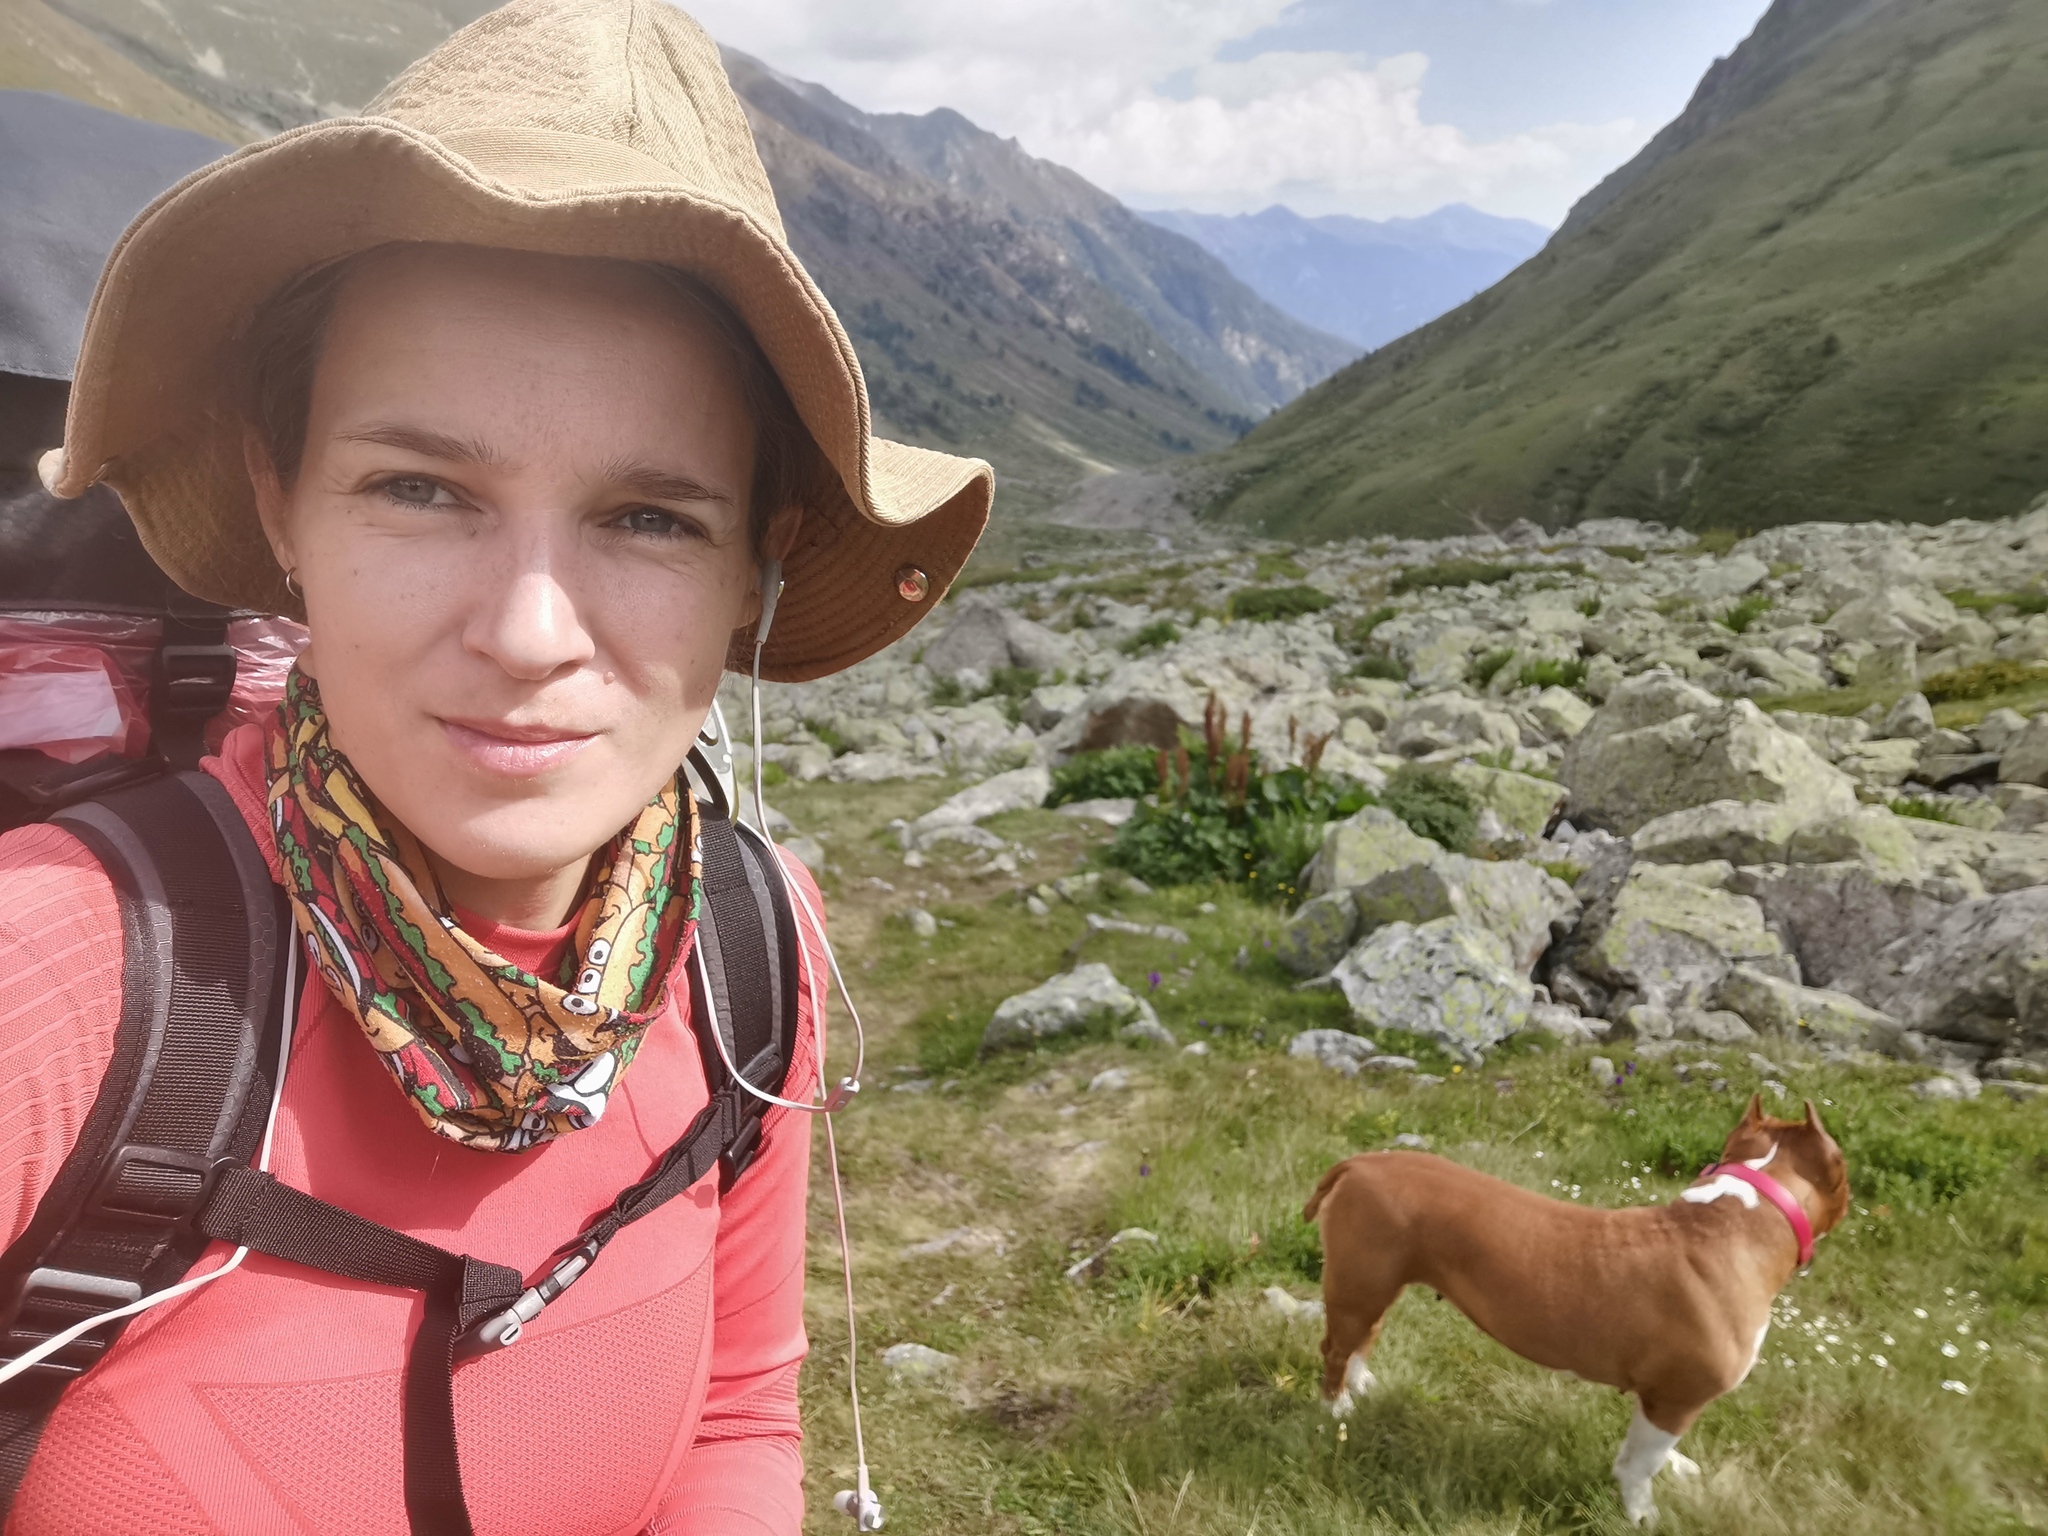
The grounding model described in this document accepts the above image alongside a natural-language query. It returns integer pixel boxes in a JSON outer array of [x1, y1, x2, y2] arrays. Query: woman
[[0, 1, 990, 1531]]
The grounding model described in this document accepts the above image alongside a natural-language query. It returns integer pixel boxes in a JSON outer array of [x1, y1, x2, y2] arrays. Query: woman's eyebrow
[[338, 422, 504, 465], [602, 461, 734, 506]]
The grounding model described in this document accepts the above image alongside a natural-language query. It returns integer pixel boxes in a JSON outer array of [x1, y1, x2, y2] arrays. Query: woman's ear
[[244, 426, 295, 576], [739, 505, 805, 628]]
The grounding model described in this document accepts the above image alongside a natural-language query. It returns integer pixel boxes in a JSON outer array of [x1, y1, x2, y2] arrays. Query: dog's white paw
[[1343, 1355, 1376, 1398], [1665, 1451, 1701, 1480], [1327, 1390, 1354, 1420], [1619, 1484, 1660, 1527]]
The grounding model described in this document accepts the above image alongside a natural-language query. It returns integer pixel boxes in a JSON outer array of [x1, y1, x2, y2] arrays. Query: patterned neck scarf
[[267, 669, 700, 1152]]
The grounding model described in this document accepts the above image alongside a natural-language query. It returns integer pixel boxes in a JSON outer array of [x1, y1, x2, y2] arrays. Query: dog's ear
[[1803, 1099, 1824, 1132], [1742, 1092, 1765, 1126]]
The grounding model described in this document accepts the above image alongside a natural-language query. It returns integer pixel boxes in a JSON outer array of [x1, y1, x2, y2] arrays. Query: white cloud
[[684, 0, 1649, 223]]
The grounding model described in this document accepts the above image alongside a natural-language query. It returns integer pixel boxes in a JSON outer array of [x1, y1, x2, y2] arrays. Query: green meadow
[[784, 781, 2048, 1534]]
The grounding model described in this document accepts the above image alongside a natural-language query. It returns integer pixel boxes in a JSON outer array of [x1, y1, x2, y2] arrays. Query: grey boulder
[[1275, 890, 1360, 978], [1350, 854, 1578, 974], [1729, 861, 1980, 989], [1837, 886, 2048, 1054], [1555, 860, 1797, 1014], [982, 963, 1160, 1054], [1714, 965, 1905, 1053], [1303, 806, 1440, 896], [1287, 1028, 1380, 1076], [1329, 917, 1534, 1064]]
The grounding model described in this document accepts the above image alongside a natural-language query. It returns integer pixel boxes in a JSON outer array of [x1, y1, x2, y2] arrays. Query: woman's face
[[254, 245, 762, 920]]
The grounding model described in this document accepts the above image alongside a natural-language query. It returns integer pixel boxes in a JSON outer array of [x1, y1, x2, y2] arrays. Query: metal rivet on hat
[[895, 566, 930, 602]]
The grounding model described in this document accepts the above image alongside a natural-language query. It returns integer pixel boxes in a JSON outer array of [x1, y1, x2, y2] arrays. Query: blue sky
[[693, 0, 1775, 226]]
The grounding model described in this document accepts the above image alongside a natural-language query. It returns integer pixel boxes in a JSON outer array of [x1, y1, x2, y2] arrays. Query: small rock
[[1363, 1055, 1420, 1072], [881, 1342, 959, 1381], [906, 907, 939, 938], [1181, 1041, 1210, 1056], [1746, 1051, 1784, 1075], [1911, 1073, 1981, 1101], [1881, 692, 1937, 741], [900, 1227, 1007, 1258], [1392, 1132, 1432, 1149], [982, 964, 1162, 1054], [1062, 1226, 1158, 1282], [1025, 895, 1051, 918], [1088, 1067, 1134, 1093], [1056, 797, 1137, 826], [1288, 1029, 1379, 1076], [1589, 1055, 1616, 1084], [1118, 1018, 1177, 1048]]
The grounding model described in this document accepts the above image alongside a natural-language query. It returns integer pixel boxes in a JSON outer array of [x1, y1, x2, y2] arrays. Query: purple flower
[[1148, 970, 1161, 991], [1139, 1162, 1151, 1177]]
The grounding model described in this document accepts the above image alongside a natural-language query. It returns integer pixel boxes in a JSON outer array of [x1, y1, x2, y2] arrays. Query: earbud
[[757, 558, 784, 647], [834, 1480, 885, 1530]]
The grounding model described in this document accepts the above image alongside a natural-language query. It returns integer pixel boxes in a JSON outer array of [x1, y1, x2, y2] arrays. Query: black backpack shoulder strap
[[688, 806, 804, 1183], [0, 769, 287, 1510]]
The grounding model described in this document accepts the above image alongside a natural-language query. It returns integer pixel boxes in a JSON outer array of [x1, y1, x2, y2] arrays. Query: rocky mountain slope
[[1196, 0, 2048, 541], [723, 52, 1355, 514], [1142, 204, 1548, 352], [9, 0, 1353, 517], [737, 496, 2048, 1088]]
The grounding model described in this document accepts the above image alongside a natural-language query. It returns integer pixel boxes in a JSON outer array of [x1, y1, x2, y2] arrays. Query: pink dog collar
[[1699, 1163, 1815, 1265]]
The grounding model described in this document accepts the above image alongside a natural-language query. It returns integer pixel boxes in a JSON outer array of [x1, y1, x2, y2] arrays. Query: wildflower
[[1913, 1308, 1929, 1319], [1825, 1334, 1840, 1344], [1882, 1334, 1895, 1345], [1148, 971, 1161, 991], [1941, 1342, 1960, 1358], [1976, 1341, 1989, 1352], [1941, 1380, 1969, 1395], [1956, 1323, 1971, 1335], [1871, 1355, 1889, 1368]]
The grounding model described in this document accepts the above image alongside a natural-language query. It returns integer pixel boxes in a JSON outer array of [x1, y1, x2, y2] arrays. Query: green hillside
[[1198, 0, 2048, 541]]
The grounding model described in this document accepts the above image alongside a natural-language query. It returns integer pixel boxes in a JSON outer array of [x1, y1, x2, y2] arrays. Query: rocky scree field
[[741, 506, 2048, 1532]]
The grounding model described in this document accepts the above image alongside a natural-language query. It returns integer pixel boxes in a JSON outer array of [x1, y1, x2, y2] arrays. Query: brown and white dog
[[1305, 1096, 1849, 1524]]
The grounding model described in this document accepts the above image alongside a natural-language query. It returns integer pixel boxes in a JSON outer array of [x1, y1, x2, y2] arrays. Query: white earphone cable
[[0, 937, 302, 1390]]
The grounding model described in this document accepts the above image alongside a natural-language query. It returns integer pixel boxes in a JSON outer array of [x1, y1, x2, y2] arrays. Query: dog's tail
[[1302, 1159, 1352, 1223]]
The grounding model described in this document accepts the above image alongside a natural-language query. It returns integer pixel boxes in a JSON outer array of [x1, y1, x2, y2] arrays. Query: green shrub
[[1519, 657, 1588, 690], [1351, 654, 1407, 682], [759, 760, 787, 789], [1391, 559, 1514, 593], [1229, 585, 1334, 622], [1600, 545, 1646, 563], [1921, 660, 2048, 703], [1120, 619, 1181, 656], [1722, 593, 1773, 634], [1104, 706, 1371, 898], [1468, 648, 1516, 688], [928, 675, 967, 707], [1046, 747, 1158, 807], [1347, 605, 1398, 649], [1578, 595, 1603, 617], [1379, 764, 1478, 851], [1842, 1117, 2010, 1203]]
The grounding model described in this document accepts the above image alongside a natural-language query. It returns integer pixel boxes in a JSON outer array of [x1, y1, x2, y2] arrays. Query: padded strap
[[0, 770, 285, 1512]]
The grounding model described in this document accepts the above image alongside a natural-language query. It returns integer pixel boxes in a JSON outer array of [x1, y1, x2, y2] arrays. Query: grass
[[1348, 606, 1399, 650], [1946, 589, 2048, 618], [1392, 560, 1515, 594], [1230, 586, 1335, 623], [776, 774, 2048, 1534], [1351, 655, 1408, 683], [1922, 661, 2048, 706], [1519, 657, 1589, 691], [1121, 620, 1182, 656], [1468, 648, 1516, 689], [1690, 529, 1747, 557], [1889, 797, 1966, 825], [1255, 553, 1309, 582], [1721, 594, 1773, 634]]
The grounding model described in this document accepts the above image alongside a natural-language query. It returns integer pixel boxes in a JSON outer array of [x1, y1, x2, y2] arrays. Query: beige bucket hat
[[44, 0, 992, 681]]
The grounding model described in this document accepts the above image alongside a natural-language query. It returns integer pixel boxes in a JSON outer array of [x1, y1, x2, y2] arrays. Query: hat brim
[[56, 117, 991, 682]]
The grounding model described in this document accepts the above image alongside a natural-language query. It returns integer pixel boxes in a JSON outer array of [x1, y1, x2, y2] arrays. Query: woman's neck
[[425, 850, 594, 930]]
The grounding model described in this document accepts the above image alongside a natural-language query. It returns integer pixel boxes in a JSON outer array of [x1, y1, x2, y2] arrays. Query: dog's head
[[1719, 1095, 1851, 1235]]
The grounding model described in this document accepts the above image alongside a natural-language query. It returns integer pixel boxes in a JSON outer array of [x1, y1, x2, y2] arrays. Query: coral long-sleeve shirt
[[0, 724, 820, 1535]]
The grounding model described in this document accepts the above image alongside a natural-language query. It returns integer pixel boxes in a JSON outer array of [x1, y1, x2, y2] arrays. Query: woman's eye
[[617, 506, 694, 539], [382, 476, 449, 506]]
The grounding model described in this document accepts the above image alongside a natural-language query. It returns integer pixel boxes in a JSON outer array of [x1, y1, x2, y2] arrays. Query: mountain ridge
[[1141, 203, 1548, 351], [1195, 0, 2048, 541]]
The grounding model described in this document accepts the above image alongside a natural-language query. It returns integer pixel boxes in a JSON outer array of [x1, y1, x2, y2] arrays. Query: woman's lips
[[439, 717, 597, 777]]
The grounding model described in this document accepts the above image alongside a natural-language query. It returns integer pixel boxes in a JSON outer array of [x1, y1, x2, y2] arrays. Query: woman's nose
[[463, 545, 597, 681]]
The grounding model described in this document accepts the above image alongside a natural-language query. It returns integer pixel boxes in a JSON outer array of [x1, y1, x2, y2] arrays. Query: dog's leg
[[1319, 1308, 1388, 1419], [1612, 1400, 1687, 1526]]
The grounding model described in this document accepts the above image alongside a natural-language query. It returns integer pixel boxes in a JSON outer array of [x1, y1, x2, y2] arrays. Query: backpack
[[0, 712, 804, 1536]]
